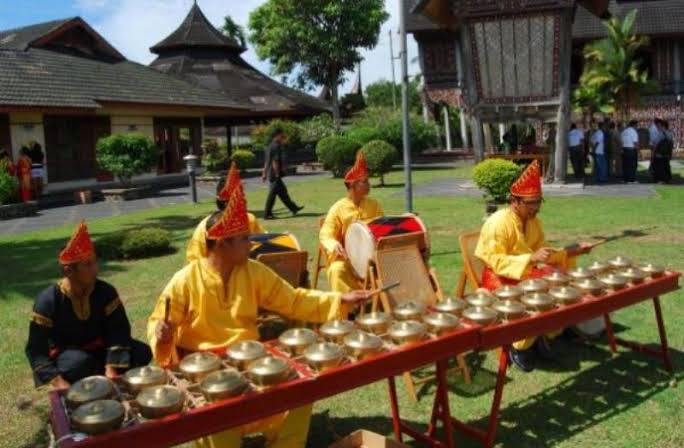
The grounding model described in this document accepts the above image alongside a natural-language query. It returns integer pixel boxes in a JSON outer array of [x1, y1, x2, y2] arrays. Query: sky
[[0, 0, 421, 95]]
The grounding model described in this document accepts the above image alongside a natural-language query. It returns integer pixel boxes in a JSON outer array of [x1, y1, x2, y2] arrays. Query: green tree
[[222, 16, 246, 48], [580, 9, 657, 122], [248, 0, 389, 124], [365, 79, 422, 114], [571, 84, 613, 130]]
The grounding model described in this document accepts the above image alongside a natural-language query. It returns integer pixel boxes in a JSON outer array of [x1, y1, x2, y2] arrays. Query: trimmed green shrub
[[346, 126, 382, 147], [251, 119, 302, 150], [96, 227, 172, 260], [361, 140, 397, 186], [0, 161, 18, 205], [315, 136, 360, 178], [96, 133, 156, 185], [202, 138, 228, 175], [472, 159, 522, 203], [231, 149, 256, 170], [351, 107, 438, 155]]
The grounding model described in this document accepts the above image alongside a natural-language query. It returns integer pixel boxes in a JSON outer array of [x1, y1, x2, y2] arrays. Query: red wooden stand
[[423, 273, 680, 448]]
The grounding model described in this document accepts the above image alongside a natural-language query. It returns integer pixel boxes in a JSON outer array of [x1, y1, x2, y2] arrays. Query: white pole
[[459, 109, 470, 149], [399, 0, 412, 212], [443, 106, 452, 151], [389, 29, 398, 110], [499, 123, 505, 144]]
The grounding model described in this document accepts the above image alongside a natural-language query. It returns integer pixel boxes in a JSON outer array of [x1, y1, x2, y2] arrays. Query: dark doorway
[[44, 115, 111, 182], [153, 117, 201, 174], [0, 114, 11, 155]]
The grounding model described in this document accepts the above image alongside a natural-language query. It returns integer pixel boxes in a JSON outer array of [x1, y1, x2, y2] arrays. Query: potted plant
[[96, 133, 156, 200], [472, 159, 521, 214]]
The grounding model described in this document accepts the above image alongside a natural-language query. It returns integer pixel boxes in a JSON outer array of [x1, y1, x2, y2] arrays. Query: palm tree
[[580, 9, 657, 122], [572, 84, 614, 130]]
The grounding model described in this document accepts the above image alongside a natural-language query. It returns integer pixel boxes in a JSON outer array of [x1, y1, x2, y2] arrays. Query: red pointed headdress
[[344, 151, 369, 183], [217, 161, 241, 202], [207, 169, 249, 240], [510, 160, 542, 198], [59, 221, 95, 264]]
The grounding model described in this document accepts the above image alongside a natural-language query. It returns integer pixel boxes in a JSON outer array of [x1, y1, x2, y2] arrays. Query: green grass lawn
[[1, 165, 683, 448]]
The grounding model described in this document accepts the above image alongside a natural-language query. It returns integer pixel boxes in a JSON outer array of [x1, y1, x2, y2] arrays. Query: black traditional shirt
[[26, 279, 133, 386]]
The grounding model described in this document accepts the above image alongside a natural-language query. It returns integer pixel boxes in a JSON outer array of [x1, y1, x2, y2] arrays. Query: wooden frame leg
[[456, 354, 472, 385], [603, 313, 618, 354], [652, 297, 673, 372], [402, 372, 418, 402], [485, 346, 509, 447]]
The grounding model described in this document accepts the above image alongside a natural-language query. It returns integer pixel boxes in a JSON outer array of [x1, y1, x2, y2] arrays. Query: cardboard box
[[329, 430, 410, 448]]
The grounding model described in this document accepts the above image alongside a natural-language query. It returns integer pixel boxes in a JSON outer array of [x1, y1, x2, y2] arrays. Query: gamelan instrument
[[48, 259, 679, 448], [344, 214, 429, 279], [248, 233, 301, 258]]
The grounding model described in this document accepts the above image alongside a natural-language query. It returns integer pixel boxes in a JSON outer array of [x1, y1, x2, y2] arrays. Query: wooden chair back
[[257, 251, 309, 287]]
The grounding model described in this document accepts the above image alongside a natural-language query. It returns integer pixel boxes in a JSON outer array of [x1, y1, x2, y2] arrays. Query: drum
[[573, 317, 606, 338], [249, 233, 301, 259], [345, 214, 429, 279]]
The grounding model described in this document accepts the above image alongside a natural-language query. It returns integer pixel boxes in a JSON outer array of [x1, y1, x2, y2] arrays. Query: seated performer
[[26, 221, 152, 389], [475, 160, 593, 372], [186, 161, 265, 263], [320, 151, 384, 292], [148, 170, 370, 448]]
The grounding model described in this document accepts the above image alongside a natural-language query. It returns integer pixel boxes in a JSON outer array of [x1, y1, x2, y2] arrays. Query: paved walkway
[[1, 173, 326, 237], [410, 178, 658, 199]]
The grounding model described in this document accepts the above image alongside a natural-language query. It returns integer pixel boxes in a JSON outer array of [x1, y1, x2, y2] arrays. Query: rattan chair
[[256, 251, 309, 288], [312, 217, 328, 289], [374, 244, 472, 401], [454, 228, 484, 297]]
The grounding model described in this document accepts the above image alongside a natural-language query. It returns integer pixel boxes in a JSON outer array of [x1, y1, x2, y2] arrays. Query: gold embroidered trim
[[107, 346, 130, 351], [59, 279, 94, 321], [104, 298, 121, 316], [105, 363, 130, 369], [34, 362, 54, 372], [30, 312, 53, 328]]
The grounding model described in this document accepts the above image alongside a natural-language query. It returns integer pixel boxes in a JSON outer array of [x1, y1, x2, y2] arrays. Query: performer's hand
[[50, 375, 70, 390], [333, 243, 348, 260], [531, 247, 555, 263], [341, 290, 372, 306], [105, 365, 118, 379], [155, 320, 175, 345], [567, 242, 593, 257]]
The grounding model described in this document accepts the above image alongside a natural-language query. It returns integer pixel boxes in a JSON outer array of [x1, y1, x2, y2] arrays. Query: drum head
[[573, 317, 606, 338], [345, 222, 376, 280]]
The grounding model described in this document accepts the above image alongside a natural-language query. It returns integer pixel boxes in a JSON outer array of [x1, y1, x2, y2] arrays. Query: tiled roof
[[405, 0, 440, 33], [0, 47, 247, 109], [574, 0, 684, 39], [0, 18, 74, 51], [150, 3, 244, 54]]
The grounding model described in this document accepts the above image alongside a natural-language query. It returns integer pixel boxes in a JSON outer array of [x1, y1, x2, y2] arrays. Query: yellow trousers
[[326, 260, 362, 293], [512, 329, 563, 351], [195, 404, 313, 448]]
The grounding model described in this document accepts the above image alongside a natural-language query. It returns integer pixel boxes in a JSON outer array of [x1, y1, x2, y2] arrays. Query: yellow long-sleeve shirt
[[147, 259, 344, 366], [186, 213, 265, 263], [474, 207, 571, 281], [319, 197, 384, 261]]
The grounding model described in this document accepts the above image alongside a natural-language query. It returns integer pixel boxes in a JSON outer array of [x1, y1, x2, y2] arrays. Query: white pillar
[[443, 106, 452, 151], [459, 109, 470, 149], [499, 123, 505, 144]]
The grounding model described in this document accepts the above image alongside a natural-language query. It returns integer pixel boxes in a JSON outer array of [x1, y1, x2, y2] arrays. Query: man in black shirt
[[26, 222, 151, 389], [262, 128, 303, 219]]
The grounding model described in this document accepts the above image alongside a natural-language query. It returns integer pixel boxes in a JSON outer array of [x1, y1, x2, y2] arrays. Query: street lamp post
[[183, 154, 199, 204], [399, 0, 413, 213]]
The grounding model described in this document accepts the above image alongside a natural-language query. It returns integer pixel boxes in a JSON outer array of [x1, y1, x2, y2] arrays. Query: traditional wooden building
[[0, 3, 329, 191], [407, 1, 611, 178], [573, 0, 684, 146], [408, 0, 684, 152], [149, 3, 330, 147]]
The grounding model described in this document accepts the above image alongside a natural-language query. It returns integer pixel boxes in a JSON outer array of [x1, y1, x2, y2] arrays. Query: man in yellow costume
[[186, 161, 265, 263], [149, 169, 370, 448], [320, 151, 384, 292], [475, 160, 593, 372]]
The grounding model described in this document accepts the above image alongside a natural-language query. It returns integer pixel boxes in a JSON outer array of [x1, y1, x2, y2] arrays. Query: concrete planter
[[102, 186, 151, 202], [0, 201, 38, 220]]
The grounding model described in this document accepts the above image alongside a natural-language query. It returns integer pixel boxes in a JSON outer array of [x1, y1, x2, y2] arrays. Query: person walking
[[609, 122, 623, 180], [262, 127, 303, 220], [591, 122, 608, 184], [620, 120, 640, 183], [567, 123, 585, 179]]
